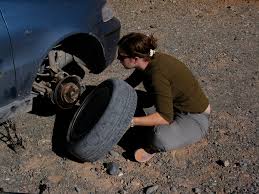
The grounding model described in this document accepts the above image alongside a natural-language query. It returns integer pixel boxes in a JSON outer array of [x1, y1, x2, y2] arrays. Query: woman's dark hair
[[118, 32, 157, 59]]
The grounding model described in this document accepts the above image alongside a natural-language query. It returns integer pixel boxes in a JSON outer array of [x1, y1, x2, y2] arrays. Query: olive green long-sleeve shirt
[[126, 52, 209, 122]]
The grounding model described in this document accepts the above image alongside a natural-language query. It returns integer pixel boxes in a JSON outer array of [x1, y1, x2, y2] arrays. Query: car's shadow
[[30, 96, 56, 116], [31, 86, 96, 161]]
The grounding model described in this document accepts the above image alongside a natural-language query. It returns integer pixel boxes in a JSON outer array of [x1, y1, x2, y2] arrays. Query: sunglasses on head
[[117, 53, 130, 60]]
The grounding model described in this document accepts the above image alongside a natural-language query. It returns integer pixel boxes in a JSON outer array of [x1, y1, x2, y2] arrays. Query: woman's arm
[[125, 70, 144, 88], [132, 112, 170, 127]]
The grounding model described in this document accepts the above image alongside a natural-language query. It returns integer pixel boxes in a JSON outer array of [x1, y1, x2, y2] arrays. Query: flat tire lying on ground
[[66, 79, 137, 162]]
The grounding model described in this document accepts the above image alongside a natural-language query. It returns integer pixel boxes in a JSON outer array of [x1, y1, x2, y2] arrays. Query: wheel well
[[59, 33, 106, 74]]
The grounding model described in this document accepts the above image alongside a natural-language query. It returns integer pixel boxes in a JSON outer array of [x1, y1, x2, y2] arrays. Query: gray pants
[[144, 107, 209, 152]]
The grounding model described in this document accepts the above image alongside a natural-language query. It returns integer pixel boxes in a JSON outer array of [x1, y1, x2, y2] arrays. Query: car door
[[0, 11, 17, 107]]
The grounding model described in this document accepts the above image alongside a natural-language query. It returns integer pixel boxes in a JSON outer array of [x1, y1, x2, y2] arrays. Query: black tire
[[66, 79, 137, 162]]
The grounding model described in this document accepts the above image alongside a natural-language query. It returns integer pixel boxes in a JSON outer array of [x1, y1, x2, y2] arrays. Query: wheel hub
[[52, 76, 81, 109]]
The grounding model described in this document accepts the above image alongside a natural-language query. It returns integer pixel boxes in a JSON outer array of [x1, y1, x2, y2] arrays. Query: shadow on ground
[[30, 96, 56, 116], [0, 120, 25, 153], [29, 86, 154, 162], [118, 90, 154, 161], [30, 86, 96, 161], [118, 126, 153, 161]]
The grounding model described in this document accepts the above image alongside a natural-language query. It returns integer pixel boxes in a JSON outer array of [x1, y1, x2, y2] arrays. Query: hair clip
[[149, 49, 155, 57]]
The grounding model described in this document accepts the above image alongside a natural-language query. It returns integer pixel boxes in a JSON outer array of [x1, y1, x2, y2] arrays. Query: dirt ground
[[0, 0, 258, 194]]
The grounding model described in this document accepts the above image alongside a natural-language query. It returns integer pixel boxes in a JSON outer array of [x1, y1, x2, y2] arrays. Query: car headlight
[[102, 2, 114, 22]]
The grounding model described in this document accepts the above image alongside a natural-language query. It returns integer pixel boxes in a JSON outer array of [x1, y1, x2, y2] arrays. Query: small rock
[[196, 14, 203, 18], [170, 186, 177, 193], [140, 9, 146, 13], [216, 159, 230, 167], [109, 150, 120, 158], [239, 160, 248, 167], [145, 185, 159, 194], [131, 179, 141, 187], [192, 187, 202, 194], [90, 168, 97, 173], [235, 160, 248, 170], [74, 186, 80, 193], [118, 189, 127, 194], [156, 161, 163, 166], [224, 160, 230, 167], [149, 25, 157, 28], [118, 172, 124, 177], [105, 162, 120, 175]]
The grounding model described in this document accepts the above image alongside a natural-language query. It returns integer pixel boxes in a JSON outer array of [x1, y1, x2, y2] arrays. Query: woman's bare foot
[[134, 148, 155, 163]]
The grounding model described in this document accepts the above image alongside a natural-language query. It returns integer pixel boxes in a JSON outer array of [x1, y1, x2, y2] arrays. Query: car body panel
[[0, 0, 121, 122], [0, 0, 107, 98], [0, 11, 16, 107]]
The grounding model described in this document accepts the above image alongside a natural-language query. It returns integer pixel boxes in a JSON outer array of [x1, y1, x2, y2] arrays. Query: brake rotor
[[52, 76, 81, 109]]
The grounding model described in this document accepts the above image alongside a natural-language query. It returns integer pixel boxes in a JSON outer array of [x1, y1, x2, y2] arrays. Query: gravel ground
[[0, 1, 258, 193]]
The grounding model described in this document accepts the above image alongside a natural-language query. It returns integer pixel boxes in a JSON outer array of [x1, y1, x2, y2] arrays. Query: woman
[[117, 32, 211, 162]]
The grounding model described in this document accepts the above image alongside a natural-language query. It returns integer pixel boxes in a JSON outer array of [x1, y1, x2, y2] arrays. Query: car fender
[[0, 1, 107, 99]]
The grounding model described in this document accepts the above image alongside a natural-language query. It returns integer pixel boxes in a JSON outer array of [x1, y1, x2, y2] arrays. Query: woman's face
[[117, 51, 136, 69]]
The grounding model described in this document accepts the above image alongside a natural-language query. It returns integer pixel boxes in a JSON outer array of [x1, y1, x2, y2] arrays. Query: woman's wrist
[[130, 118, 135, 127]]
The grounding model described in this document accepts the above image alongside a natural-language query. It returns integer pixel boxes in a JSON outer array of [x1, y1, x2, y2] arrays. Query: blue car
[[0, 0, 121, 123]]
